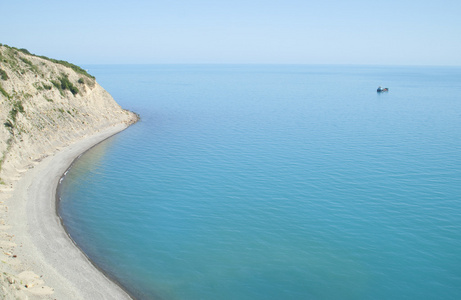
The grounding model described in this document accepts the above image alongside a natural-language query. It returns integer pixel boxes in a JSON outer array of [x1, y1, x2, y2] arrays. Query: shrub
[[0, 83, 9, 98], [69, 85, 79, 95], [4, 120, 14, 129], [51, 75, 79, 96], [34, 83, 43, 90], [2, 44, 95, 79], [37, 55, 94, 79], [8, 101, 25, 124], [20, 57, 33, 65], [18, 48, 31, 55], [0, 68, 8, 80], [51, 80, 61, 92], [59, 75, 72, 90]]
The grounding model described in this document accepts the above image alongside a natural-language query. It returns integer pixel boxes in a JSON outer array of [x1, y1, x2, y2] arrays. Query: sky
[[1, 0, 461, 65]]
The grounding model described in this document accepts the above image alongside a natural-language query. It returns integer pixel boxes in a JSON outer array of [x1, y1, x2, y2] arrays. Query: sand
[[1, 124, 133, 299]]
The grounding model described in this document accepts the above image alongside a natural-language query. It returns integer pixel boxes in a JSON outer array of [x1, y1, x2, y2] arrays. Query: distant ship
[[377, 86, 389, 92]]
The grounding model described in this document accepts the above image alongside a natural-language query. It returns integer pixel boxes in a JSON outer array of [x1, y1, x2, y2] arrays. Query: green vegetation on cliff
[[4, 100, 25, 131], [0, 68, 8, 80], [0, 85, 8, 98], [1, 44, 95, 79], [0, 43, 137, 185], [51, 74, 79, 96], [0, 43, 89, 179]]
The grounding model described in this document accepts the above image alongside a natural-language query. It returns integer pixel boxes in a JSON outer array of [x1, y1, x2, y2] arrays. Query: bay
[[59, 65, 461, 299]]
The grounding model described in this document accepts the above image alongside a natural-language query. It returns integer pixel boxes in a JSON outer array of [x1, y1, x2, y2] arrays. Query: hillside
[[0, 44, 137, 182], [0, 44, 137, 299]]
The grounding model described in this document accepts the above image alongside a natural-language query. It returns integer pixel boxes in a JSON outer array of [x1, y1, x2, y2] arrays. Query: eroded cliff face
[[0, 45, 137, 183], [0, 45, 138, 299]]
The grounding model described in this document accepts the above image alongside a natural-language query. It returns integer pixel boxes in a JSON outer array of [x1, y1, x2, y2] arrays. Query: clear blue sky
[[2, 0, 460, 65]]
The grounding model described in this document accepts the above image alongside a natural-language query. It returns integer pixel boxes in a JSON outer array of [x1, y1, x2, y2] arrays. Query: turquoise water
[[59, 65, 461, 299]]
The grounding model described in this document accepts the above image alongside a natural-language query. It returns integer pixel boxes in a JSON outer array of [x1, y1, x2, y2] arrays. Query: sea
[[58, 65, 461, 300]]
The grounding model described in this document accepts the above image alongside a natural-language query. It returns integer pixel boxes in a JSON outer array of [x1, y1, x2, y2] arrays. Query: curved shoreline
[[8, 123, 135, 299], [55, 130, 135, 299]]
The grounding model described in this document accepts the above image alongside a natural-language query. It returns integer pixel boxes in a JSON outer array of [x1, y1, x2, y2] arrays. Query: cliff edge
[[0, 45, 137, 182], [0, 45, 137, 299]]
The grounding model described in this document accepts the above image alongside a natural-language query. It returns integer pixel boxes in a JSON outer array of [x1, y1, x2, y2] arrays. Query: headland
[[0, 44, 138, 299]]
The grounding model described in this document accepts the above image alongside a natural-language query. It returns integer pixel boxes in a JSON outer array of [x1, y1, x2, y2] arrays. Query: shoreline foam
[[5, 123, 134, 299]]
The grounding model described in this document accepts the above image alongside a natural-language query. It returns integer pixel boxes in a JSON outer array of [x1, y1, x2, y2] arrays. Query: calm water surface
[[59, 65, 461, 299]]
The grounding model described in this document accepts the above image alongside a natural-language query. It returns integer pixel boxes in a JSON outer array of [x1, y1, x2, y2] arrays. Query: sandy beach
[[2, 124, 133, 299]]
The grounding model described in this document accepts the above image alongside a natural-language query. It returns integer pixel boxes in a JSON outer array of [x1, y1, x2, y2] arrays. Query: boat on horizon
[[377, 86, 389, 92]]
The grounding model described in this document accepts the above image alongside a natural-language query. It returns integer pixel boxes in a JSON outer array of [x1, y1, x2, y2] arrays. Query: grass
[[0, 48, 20, 74], [19, 57, 39, 74], [33, 82, 44, 91], [0, 136, 14, 183], [3, 100, 24, 139], [8, 100, 25, 124]]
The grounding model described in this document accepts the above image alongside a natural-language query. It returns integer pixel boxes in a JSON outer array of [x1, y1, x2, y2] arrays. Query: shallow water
[[59, 65, 461, 299]]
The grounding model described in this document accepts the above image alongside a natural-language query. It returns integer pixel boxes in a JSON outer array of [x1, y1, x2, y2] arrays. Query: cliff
[[0, 45, 137, 299], [0, 45, 137, 182]]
